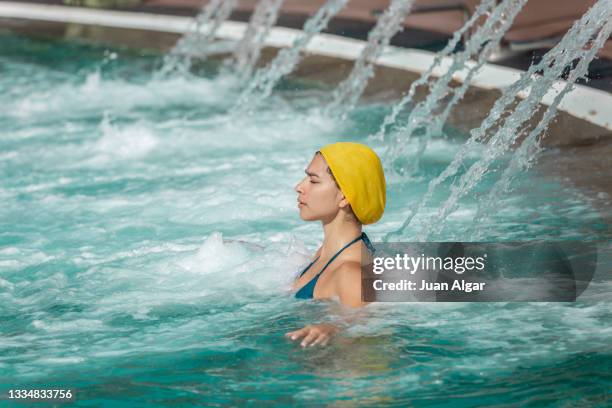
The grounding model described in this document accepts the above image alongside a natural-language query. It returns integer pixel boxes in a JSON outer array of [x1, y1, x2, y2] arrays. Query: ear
[[339, 196, 350, 209]]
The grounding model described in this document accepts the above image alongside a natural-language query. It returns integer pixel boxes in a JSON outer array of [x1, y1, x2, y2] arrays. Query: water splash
[[382, 0, 527, 177], [385, 0, 612, 242], [325, 0, 416, 120], [224, 0, 285, 81], [158, 0, 238, 77], [373, 0, 497, 141], [470, 21, 612, 240], [234, 0, 349, 111]]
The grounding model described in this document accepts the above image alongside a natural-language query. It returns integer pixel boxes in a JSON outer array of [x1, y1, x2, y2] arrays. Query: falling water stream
[[234, 0, 349, 110], [380, 0, 528, 177], [224, 0, 285, 80], [373, 0, 498, 141], [470, 10, 612, 240], [384, 0, 612, 242], [325, 0, 416, 119], [158, 0, 238, 77]]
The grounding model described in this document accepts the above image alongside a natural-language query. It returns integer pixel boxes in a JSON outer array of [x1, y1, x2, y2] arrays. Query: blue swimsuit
[[294, 232, 374, 299]]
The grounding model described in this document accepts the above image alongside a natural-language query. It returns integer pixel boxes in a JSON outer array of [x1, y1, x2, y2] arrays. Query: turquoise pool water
[[1, 34, 611, 406]]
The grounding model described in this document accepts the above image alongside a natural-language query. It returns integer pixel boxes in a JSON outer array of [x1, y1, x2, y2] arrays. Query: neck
[[320, 212, 362, 260]]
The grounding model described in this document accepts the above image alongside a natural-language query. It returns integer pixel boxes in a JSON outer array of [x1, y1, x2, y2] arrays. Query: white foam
[[36, 356, 85, 365], [32, 319, 106, 332], [0, 247, 19, 255], [0, 249, 55, 271], [177, 231, 250, 274], [7, 73, 240, 121], [91, 115, 158, 162], [0, 278, 15, 290]]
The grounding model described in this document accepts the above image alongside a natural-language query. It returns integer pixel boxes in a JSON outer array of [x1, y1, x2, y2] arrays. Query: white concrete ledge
[[0, 1, 610, 131]]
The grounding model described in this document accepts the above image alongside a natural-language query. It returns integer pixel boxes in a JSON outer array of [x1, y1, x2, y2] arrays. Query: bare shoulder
[[335, 261, 362, 281], [332, 261, 368, 308]]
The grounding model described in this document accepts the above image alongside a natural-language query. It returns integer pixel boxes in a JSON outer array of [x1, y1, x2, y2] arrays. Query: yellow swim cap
[[319, 142, 386, 225]]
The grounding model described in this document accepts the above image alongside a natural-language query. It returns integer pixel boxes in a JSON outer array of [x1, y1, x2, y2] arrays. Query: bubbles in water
[[92, 114, 159, 162]]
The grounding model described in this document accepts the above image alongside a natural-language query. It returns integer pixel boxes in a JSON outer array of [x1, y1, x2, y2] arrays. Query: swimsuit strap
[[307, 232, 366, 279], [361, 232, 375, 255], [295, 232, 374, 299], [298, 257, 320, 278]]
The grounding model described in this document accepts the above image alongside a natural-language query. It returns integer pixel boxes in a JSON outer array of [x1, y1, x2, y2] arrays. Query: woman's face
[[294, 153, 346, 222]]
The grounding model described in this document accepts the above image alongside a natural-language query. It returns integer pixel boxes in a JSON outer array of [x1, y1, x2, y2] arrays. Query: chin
[[298, 209, 318, 222], [299, 214, 315, 221]]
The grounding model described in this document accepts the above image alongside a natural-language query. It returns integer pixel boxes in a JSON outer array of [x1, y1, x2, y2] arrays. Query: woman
[[285, 142, 386, 348]]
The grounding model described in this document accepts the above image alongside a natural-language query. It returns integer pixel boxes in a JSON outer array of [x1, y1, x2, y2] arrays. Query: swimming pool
[[1, 34, 611, 406]]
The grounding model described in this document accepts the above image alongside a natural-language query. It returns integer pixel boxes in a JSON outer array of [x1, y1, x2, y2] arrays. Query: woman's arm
[[286, 262, 368, 347], [335, 261, 369, 308]]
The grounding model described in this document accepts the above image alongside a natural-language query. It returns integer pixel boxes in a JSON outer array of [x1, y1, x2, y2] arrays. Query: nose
[[294, 177, 306, 194]]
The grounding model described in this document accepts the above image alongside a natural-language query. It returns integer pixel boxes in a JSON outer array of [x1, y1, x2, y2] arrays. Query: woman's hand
[[285, 324, 340, 348]]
